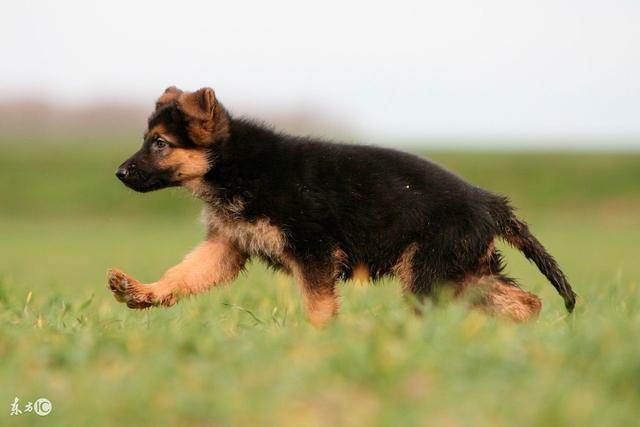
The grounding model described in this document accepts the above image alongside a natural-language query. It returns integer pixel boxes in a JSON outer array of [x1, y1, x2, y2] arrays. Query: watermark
[[10, 397, 52, 417]]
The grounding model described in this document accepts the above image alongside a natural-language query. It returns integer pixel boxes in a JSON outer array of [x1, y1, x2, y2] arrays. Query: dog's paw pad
[[107, 268, 149, 308], [125, 298, 154, 310], [107, 269, 134, 293], [106, 269, 176, 310]]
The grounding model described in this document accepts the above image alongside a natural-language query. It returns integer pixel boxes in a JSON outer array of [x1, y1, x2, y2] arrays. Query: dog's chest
[[202, 205, 286, 257]]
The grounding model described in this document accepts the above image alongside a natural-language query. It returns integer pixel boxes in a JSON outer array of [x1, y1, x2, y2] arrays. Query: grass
[[0, 136, 639, 426]]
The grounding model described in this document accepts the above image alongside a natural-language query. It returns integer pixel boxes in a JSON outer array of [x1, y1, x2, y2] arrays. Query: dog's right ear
[[155, 86, 183, 110]]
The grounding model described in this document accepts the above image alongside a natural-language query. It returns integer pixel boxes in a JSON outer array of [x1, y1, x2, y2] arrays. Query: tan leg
[[458, 275, 542, 321], [107, 236, 246, 309], [286, 255, 340, 328], [298, 286, 339, 328]]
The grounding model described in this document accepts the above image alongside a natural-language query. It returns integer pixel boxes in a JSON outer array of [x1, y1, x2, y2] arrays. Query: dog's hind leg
[[458, 247, 542, 321], [456, 274, 542, 321], [107, 235, 246, 309], [393, 243, 440, 314]]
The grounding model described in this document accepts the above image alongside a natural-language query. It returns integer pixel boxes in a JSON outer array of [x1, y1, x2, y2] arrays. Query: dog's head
[[116, 86, 229, 192]]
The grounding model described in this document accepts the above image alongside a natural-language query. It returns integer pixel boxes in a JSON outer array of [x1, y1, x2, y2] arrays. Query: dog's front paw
[[107, 268, 157, 309]]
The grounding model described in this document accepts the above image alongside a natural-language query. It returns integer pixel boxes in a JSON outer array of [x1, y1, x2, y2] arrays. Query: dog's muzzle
[[115, 161, 148, 190], [115, 160, 174, 192], [115, 166, 129, 180], [115, 161, 140, 183]]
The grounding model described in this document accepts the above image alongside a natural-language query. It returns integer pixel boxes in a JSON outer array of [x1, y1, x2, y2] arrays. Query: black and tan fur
[[108, 86, 577, 326]]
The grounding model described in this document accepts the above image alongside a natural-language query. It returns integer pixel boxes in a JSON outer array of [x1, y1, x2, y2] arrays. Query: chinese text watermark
[[10, 397, 52, 417]]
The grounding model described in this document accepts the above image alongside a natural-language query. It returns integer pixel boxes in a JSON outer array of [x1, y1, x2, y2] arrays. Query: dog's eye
[[153, 138, 169, 150]]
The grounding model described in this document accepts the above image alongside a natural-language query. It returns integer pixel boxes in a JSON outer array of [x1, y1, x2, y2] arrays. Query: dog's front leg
[[107, 236, 246, 309]]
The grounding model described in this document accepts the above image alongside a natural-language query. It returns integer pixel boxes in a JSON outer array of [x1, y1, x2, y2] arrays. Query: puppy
[[108, 86, 576, 326]]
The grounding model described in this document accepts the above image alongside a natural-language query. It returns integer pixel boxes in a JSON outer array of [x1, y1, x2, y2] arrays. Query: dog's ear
[[177, 88, 229, 145], [177, 88, 217, 121], [155, 86, 183, 110]]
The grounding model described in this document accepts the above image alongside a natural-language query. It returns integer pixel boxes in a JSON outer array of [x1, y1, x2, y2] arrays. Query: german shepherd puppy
[[108, 86, 576, 326]]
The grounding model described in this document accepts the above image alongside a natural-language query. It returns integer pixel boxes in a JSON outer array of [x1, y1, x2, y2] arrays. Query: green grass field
[[1, 137, 639, 426]]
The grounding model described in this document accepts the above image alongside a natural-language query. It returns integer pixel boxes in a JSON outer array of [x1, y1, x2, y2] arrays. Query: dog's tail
[[491, 197, 577, 312]]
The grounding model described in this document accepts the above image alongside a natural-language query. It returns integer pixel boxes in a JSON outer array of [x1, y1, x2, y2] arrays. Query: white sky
[[1, 0, 639, 146]]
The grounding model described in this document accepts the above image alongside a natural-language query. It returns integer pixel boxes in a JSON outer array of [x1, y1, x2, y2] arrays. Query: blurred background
[[2, 0, 639, 147], [1, 1, 640, 426]]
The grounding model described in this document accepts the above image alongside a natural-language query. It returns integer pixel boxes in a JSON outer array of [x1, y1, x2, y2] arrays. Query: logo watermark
[[10, 397, 52, 417]]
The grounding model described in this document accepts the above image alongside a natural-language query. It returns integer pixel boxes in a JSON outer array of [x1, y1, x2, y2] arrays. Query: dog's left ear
[[178, 88, 216, 121], [177, 88, 230, 145]]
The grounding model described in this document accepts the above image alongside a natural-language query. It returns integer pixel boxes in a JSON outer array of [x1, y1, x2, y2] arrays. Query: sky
[[1, 0, 639, 147]]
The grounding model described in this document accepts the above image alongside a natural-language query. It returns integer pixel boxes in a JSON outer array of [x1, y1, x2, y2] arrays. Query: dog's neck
[[182, 177, 212, 200]]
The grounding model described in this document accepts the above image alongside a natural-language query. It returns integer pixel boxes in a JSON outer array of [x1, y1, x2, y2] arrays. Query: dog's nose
[[115, 167, 128, 180]]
